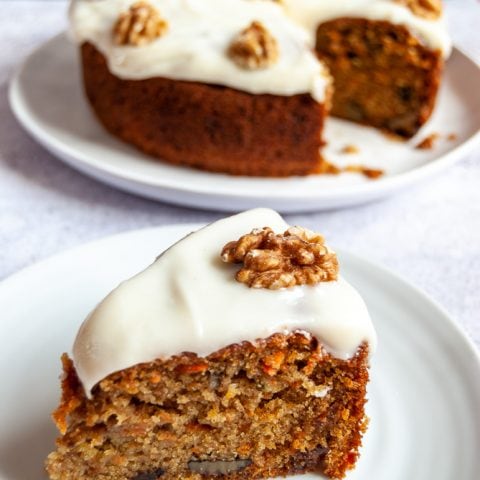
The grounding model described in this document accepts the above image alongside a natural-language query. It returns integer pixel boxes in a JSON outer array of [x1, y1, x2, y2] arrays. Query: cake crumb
[[321, 160, 383, 180], [318, 160, 341, 175], [447, 133, 458, 142], [415, 133, 439, 150], [340, 144, 360, 155], [343, 165, 384, 179]]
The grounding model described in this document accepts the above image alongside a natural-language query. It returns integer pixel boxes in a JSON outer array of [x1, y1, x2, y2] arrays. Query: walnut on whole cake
[[341, 144, 360, 155], [227, 21, 279, 70], [113, 1, 168, 46]]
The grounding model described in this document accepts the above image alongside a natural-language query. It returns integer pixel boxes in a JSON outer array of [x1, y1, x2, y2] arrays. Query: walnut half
[[227, 21, 279, 70], [221, 227, 338, 290], [395, 0, 442, 20], [113, 1, 168, 46]]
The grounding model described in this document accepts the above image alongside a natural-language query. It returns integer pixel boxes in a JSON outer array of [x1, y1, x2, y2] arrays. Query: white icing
[[69, 0, 331, 101], [69, 0, 451, 101], [283, 0, 451, 58], [73, 209, 377, 394]]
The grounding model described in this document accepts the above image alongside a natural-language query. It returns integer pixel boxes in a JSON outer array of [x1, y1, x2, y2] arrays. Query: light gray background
[[0, 1, 479, 347]]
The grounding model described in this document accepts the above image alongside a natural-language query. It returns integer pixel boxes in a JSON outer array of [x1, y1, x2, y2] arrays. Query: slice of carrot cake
[[46, 208, 377, 479]]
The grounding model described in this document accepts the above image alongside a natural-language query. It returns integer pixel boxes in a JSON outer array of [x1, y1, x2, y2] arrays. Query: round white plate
[[0, 224, 479, 480], [9, 34, 480, 212]]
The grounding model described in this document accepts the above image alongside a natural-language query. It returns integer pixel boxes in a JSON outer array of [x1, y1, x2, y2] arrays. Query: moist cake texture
[[315, 18, 443, 137], [69, 0, 450, 176], [48, 336, 369, 479], [45, 208, 376, 479]]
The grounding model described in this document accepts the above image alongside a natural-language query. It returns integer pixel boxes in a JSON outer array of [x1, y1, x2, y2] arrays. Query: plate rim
[[8, 33, 480, 210], [1, 223, 479, 367]]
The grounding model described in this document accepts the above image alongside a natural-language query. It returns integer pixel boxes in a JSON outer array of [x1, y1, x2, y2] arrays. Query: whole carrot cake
[[46, 208, 377, 479], [69, 0, 450, 177]]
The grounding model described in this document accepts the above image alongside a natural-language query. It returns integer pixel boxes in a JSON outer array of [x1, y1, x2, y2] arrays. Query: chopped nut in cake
[[221, 226, 338, 289], [227, 21, 279, 70], [113, 1, 168, 46]]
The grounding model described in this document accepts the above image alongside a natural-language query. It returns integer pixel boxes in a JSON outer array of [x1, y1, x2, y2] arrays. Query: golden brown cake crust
[[315, 18, 443, 138], [46, 333, 369, 479], [81, 42, 328, 177]]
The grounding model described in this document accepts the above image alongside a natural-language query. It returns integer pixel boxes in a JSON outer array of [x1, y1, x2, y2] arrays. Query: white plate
[[9, 34, 480, 213], [0, 224, 479, 480]]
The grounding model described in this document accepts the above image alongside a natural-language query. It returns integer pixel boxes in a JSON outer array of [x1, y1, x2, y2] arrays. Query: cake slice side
[[46, 333, 369, 479]]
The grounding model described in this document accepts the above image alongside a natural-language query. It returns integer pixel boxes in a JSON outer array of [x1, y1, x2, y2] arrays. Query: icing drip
[[70, 0, 330, 101]]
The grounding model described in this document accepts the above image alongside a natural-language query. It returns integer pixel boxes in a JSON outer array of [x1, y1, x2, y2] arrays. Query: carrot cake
[[69, 0, 451, 177], [46, 208, 377, 479]]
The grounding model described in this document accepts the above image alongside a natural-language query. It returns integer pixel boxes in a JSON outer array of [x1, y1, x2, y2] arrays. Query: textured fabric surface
[[0, 1, 479, 348]]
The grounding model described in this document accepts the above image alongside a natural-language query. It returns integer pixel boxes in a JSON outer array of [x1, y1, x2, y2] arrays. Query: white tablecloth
[[1, 1, 479, 347]]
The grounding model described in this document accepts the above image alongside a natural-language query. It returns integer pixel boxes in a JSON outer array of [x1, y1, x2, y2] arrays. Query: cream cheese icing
[[73, 209, 377, 394], [69, 0, 331, 101], [69, 0, 451, 102]]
